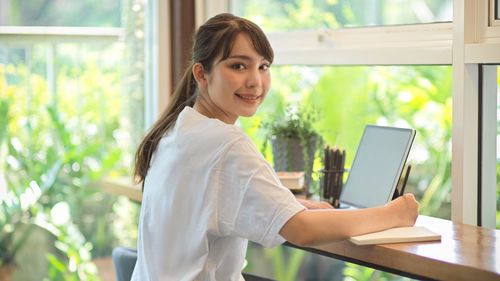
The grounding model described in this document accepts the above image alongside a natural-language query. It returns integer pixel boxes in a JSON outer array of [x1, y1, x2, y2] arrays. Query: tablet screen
[[339, 125, 415, 208]]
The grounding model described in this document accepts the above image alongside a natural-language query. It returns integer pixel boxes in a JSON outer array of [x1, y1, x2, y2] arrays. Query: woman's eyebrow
[[226, 55, 252, 60], [226, 55, 267, 62]]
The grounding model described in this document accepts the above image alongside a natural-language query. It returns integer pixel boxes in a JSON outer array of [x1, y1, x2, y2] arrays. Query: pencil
[[330, 147, 337, 204], [400, 164, 412, 195], [332, 148, 340, 204], [336, 149, 345, 203], [323, 146, 329, 201], [328, 148, 333, 204], [326, 147, 332, 203]]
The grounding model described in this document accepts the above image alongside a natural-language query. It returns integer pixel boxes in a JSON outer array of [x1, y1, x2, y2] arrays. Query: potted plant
[[261, 104, 321, 192]]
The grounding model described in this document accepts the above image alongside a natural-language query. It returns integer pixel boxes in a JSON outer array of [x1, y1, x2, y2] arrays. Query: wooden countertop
[[296, 215, 500, 281]]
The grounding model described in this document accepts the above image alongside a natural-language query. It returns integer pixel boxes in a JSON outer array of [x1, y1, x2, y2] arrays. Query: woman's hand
[[297, 199, 334, 210], [385, 193, 419, 227]]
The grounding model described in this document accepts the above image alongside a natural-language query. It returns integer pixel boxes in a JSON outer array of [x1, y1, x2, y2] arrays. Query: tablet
[[339, 125, 415, 209]]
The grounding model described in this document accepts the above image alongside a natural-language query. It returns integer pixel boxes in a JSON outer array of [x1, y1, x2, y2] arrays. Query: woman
[[131, 13, 418, 281]]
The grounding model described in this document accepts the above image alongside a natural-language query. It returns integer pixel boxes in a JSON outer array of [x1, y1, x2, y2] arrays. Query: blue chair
[[112, 247, 138, 281], [112, 246, 276, 281]]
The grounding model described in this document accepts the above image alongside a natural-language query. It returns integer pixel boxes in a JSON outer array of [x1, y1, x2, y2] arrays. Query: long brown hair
[[133, 13, 274, 186]]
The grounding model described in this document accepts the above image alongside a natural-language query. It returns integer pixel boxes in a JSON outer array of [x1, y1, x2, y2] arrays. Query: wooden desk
[[102, 177, 500, 281], [289, 215, 500, 281]]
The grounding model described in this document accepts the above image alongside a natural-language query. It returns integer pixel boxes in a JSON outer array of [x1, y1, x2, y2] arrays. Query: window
[[0, 0, 144, 175], [0, 0, 147, 278], [466, 1, 500, 229]]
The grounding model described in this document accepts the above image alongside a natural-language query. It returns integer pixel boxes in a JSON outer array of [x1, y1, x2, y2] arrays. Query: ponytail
[[133, 65, 197, 185]]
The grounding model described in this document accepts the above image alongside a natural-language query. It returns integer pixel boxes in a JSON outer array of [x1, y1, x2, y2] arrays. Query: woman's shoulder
[[181, 107, 245, 133], [175, 107, 251, 148]]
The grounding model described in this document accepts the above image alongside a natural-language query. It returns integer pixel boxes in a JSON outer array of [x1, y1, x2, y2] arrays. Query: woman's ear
[[192, 62, 208, 88]]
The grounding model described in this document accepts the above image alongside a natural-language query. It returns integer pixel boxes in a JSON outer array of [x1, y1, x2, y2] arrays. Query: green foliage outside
[[233, 0, 452, 32], [0, 50, 140, 279], [0, 0, 143, 280]]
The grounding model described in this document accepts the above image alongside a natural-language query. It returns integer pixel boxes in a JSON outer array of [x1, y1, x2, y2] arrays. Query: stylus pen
[[400, 164, 412, 195]]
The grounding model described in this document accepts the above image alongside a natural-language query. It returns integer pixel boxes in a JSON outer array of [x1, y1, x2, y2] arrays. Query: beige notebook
[[349, 226, 441, 245]]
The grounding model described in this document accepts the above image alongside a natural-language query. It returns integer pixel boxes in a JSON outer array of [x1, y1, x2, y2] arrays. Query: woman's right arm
[[279, 194, 419, 247]]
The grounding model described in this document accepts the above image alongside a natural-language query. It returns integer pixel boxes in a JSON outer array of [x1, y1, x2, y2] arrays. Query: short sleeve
[[216, 137, 305, 248]]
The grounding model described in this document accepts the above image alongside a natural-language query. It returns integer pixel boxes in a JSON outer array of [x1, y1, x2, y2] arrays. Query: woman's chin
[[239, 109, 258, 118]]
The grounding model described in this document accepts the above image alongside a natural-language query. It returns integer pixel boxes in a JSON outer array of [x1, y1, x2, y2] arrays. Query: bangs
[[218, 22, 274, 64]]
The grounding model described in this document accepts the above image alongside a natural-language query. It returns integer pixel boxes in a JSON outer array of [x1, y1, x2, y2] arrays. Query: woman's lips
[[235, 93, 261, 103]]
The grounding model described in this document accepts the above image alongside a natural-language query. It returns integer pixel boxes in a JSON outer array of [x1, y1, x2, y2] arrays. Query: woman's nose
[[246, 67, 262, 88]]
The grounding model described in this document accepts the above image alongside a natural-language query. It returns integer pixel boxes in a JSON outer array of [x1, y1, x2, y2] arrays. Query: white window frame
[[453, 0, 499, 228], [474, 0, 499, 228], [146, 0, 171, 128], [477, 0, 500, 40], [194, 0, 500, 227]]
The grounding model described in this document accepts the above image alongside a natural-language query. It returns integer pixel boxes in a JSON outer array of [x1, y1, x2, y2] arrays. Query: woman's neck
[[193, 94, 238, 124]]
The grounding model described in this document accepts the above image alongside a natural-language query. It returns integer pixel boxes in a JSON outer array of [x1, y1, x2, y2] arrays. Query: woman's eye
[[232, 64, 245, 70], [260, 64, 270, 71]]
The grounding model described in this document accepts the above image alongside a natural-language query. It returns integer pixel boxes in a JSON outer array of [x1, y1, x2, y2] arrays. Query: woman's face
[[193, 33, 271, 124]]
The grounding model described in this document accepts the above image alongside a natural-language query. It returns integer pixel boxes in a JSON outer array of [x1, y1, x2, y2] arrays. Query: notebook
[[339, 125, 416, 209], [349, 226, 441, 245]]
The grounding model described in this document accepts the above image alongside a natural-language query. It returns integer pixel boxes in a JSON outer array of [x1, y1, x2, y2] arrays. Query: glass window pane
[[3, 0, 121, 27], [232, 0, 453, 32], [0, 1, 144, 178], [0, 0, 144, 279]]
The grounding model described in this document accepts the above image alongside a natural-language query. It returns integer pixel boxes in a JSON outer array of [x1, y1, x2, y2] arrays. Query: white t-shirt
[[131, 107, 305, 281]]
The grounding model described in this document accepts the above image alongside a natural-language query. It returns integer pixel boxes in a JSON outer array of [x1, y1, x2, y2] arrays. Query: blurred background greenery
[[1, 0, 141, 280], [0, 0, 498, 281]]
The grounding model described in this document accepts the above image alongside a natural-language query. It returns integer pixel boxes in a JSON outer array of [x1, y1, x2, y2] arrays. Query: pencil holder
[[320, 146, 346, 208], [318, 168, 346, 208]]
